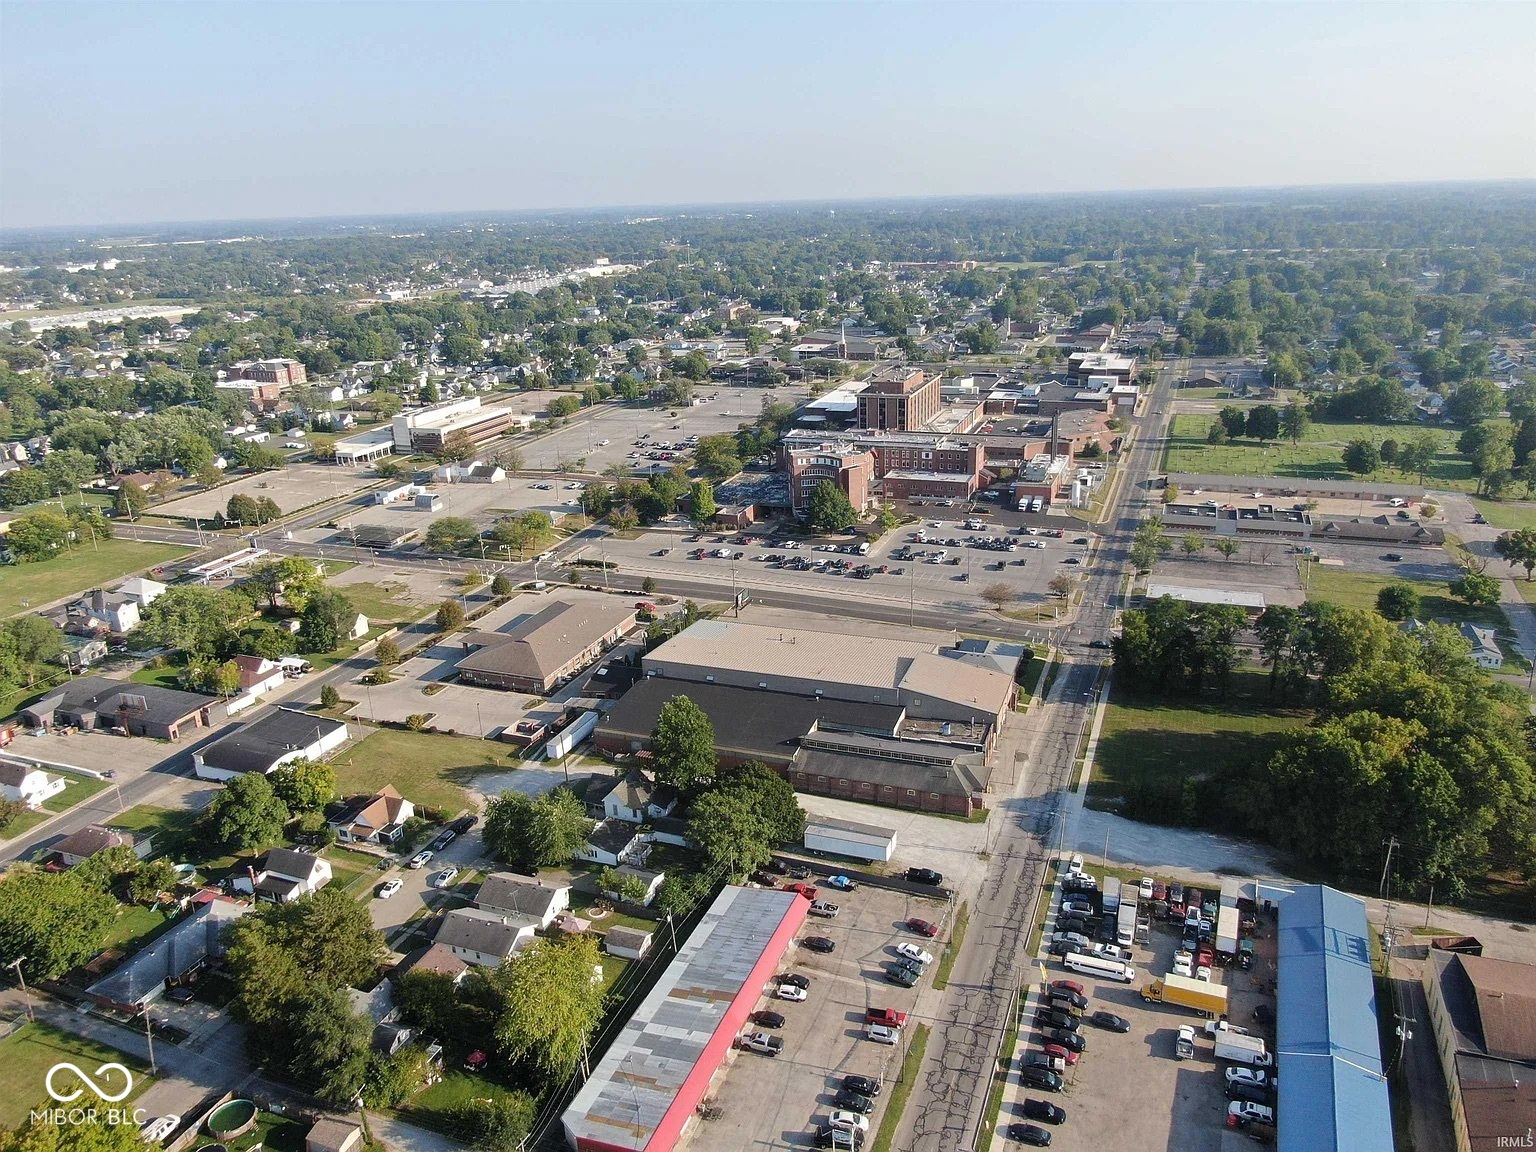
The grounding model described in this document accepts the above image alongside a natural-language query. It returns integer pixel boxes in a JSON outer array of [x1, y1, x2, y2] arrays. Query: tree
[[425, 516, 478, 553], [374, 636, 401, 666], [650, 695, 717, 792], [1129, 521, 1167, 572], [452, 1093, 537, 1152], [489, 934, 607, 1078], [1494, 528, 1536, 580], [114, 478, 148, 519], [1284, 402, 1308, 445], [1048, 573, 1073, 599], [689, 479, 716, 525], [958, 323, 1000, 354], [288, 986, 374, 1106], [4, 510, 71, 562], [579, 483, 613, 519], [0, 869, 118, 980], [1446, 378, 1504, 426], [1245, 405, 1280, 444], [1218, 405, 1248, 439], [138, 585, 249, 656], [688, 788, 776, 878], [205, 772, 290, 851], [1378, 438, 1400, 467], [1375, 582, 1420, 621], [609, 504, 639, 532], [981, 583, 1017, 612], [320, 683, 342, 709], [0, 1104, 148, 1152], [300, 588, 357, 653], [1342, 439, 1380, 475], [806, 481, 858, 532], [195, 461, 224, 489], [270, 760, 336, 812], [435, 599, 466, 630], [436, 429, 477, 464], [128, 858, 180, 906], [246, 557, 322, 613], [1181, 534, 1205, 557], [1449, 571, 1500, 607], [597, 866, 650, 904], [482, 788, 592, 869], [1205, 537, 1237, 563], [546, 394, 581, 418], [226, 493, 261, 526], [716, 761, 806, 844]]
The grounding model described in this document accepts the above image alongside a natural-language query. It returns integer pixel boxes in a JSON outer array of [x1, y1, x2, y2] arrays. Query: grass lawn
[[1305, 567, 1517, 654], [396, 1068, 527, 1137], [1090, 670, 1310, 813], [0, 540, 187, 618], [107, 804, 243, 879], [1163, 414, 1477, 491], [0, 1021, 152, 1126], [102, 904, 172, 952], [1471, 498, 1536, 532], [130, 664, 185, 690], [334, 581, 424, 628], [324, 844, 384, 895], [333, 728, 509, 816]]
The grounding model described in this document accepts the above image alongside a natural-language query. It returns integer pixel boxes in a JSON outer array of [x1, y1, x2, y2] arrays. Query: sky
[[3, 0, 1535, 229]]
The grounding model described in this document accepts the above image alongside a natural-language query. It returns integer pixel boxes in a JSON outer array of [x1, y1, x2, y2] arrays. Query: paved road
[[897, 360, 1184, 1152]]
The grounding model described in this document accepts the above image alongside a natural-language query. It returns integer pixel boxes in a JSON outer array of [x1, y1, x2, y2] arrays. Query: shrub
[[405, 713, 431, 732]]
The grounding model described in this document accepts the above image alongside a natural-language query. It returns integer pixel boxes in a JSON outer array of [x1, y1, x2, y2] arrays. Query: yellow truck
[[1140, 972, 1228, 1017]]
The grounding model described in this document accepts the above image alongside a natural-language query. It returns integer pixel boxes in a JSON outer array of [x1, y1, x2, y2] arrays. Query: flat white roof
[[1146, 583, 1266, 609]]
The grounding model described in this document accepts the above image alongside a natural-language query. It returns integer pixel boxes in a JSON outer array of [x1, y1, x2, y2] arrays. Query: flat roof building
[[23, 675, 225, 741], [392, 397, 516, 453], [193, 709, 349, 780], [857, 367, 939, 432], [561, 886, 808, 1152], [1144, 583, 1267, 611]]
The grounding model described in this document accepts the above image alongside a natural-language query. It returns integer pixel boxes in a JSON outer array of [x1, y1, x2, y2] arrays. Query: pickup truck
[[866, 1008, 909, 1028], [740, 1031, 784, 1057]]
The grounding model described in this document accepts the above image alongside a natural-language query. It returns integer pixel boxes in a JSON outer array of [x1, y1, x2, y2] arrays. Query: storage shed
[[804, 815, 897, 863]]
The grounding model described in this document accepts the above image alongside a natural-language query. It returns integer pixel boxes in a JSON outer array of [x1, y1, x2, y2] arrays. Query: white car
[[140, 1117, 180, 1144], [433, 867, 460, 889], [776, 984, 808, 1002], [829, 1111, 870, 1134], [1138, 876, 1155, 900], [1195, 965, 1212, 982], [376, 879, 404, 899], [1226, 1067, 1272, 1088], [1092, 943, 1130, 962], [895, 942, 934, 966], [1228, 1101, 1275, 1126], [1068, 853, 1084, 873], [408, 850, 433, 870], [596, 439, 610, 446], [1172, 957, 1193, 978]]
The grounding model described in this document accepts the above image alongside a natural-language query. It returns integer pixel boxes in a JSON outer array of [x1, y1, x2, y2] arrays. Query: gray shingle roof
[[475, 873, 568, 920], [199, 710, 347, 775], [88, 896, 250, 1006], [28, 675, 212, 727], [455, 599, 635, 682], [435, 907, 534, 959]]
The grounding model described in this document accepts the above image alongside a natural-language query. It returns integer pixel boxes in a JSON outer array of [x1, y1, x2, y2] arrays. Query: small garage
[[804, 815, 898, 863]]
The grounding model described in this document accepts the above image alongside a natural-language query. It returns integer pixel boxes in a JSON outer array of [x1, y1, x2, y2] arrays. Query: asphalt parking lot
[[694, 881, 950, 1152], [998, 868, 1278, 1151], [157, 459, 379, 520]]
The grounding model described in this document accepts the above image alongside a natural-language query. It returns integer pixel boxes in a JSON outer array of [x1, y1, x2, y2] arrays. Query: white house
[[348, 613, 370, 641], [226, 655, 289, 714], [589, 773, 679, 825], [0, 761, 67, 809], [475, 874, 570, 929], [574, 819, 650, 868], [1460, 623, 1505, 670], [435, 907, 538, 966], [117, 577, 167, 606], [329, 785, 414, 845], [251, 848, 332, 903]]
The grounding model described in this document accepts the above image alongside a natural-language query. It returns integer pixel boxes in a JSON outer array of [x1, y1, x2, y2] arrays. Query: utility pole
[[143, 1009, 157, 1074], [7, 958, 34, 1022], [1379, 837, 1399, 900]]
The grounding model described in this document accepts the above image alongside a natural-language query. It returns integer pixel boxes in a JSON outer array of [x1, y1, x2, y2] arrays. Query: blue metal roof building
[[1275, 884, 1395, 1152]]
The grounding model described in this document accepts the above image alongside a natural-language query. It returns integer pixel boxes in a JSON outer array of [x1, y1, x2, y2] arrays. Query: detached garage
[[804, 816, 897, 863]]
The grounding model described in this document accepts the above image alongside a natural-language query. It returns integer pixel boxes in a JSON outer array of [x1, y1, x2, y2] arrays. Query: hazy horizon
[[4, 1, 1536, 231]]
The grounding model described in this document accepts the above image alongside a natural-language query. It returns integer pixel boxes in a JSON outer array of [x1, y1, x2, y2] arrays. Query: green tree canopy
[[806, 480, 858, 532], [488, 935, 608, 1078], [0, 869, 118, 980], [650, 695, 717, 792], [204, 771, 291, 851], [482, 788, 593, 869], [299, 587, 357, 653]]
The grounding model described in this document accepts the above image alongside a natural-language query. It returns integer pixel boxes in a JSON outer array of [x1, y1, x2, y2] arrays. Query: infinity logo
[[45, 1063, 134, 1104]]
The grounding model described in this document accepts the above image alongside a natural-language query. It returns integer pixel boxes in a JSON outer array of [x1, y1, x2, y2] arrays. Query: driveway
[[367, 828, 493, 941]]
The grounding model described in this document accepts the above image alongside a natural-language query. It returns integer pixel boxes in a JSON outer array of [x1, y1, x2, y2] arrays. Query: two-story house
[[251, 848, 332, 903]]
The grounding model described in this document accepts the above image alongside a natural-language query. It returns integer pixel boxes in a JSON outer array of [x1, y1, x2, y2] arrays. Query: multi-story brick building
[[784, 442, 874, 515], [857, 367, 940, 431]]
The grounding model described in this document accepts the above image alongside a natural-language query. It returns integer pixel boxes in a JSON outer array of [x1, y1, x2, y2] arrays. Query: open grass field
[[107, 804, 243, 880], [0, 540, 187, 618], [1305, 566, 1512, 630], [1471, 498, 1536, 532], [1163, 414, 1477, 491], [1090, 670, 1310, 812], [332, 728, 506, 816], [0, 771, 112, 841], [101, 904, 173, 952], [0, 1021, 152, 1126]]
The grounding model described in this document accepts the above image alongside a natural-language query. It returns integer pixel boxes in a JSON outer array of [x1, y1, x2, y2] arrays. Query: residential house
[[53, 824, 152, 868], [574, 819, 650, 868], [59, 635, 109, 671], [348, 613, 369, 641], [22, 676, 226, 741], [226, 655, 288, 714], [251, 848, 332, 903], [603, 926, 654, 961], [329, 785, 414, 845], [435, 907, 538, 966], [0, 761, 67, 809], [404, 942, 470, 983], [601, 865, 666, 907], [86, 893, 250, 1010], [586, 772, 679, 825], [193, 710, 348, 781], [475, 873, 570, 930], [1460, 623, 1504, 670]]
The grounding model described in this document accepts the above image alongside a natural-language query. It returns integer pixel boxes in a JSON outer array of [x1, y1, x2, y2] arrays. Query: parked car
[[813, 1126, 863, 1150], [906, 867, 943, 885], [1049, 989, 1088, 1011], [1227, 1081, 1272, 1106], [1043, 1027, 1086, 1053], [750, 1010, 785, 1028], [750, 870, 779, 886], [1060, 898, 1095, 916], [1228, 1101, 1275, 1126], [1050, 979, 1085, 998], [906, 917, 939, 937], [828, 1111, 870, 1135], [1006, 1124, 1053, 1147], [1089, 1010, 1130, 1032], [1035, 1008, 1078, 1031], [430, 829, 456, 851], [1041, 1042, 1079, 1066], [408, 850, 433, 869], [802, 936, 836, 954], [885, 966, 919, 988], [785, 864, 812, 880], [833, 1089, 875, 1114], [1138, 876, 1155, 900], [1226, 1066, 1272, 1088], [778, 973, 811, 989], [740, 1031, 783, 1057], [895, 942, 933, 966], [432, 866, 460, 888], [376, 878, 403, 899], [1019, 1066, 1063, 1092], [776, 984, 808, 1002], [866, 1023, 901, 1045], [825, 875, 858, 890], [1022, 1099, 1066, 1125], [450, 814, 478, 834], [808, 900, 840, 918]]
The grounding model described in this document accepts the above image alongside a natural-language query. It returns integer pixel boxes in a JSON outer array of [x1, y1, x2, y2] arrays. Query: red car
[[866, 1008, 909, 1028], [1050, 979, 1086, 998], [786, 882, 819, 900], [906, 918, 939, 938], [1196, 945, 1215, 969], [1043, 1042, 1080, 1067]]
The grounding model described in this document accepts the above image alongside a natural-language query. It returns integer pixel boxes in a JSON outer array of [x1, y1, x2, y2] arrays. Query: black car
[[750, 870, 779, 886], [1043, 1027, 1086, 1053], [779, 973, 811, 989], [750, 1011, 785, 1029], [1035, 1008, 1078, 1031], [430, 829, 456, 851], [766, 859, 789, 875], [841, 1074, 881, 1098], [833, 1088, 875, 1114], [1090, 1010, 1130, 1032], [885, 966, 919, 988], [813, 1126, 864, 1150], [802, 936, 836, 954], [1227, 1082, 1272, 1106], [895, 956, 924, 978], [1022, 1099, 1066, 1125], [1055, 915, 1092, 935], [1019, 1066, 1063, 1092], [1061, 876, 1098, 896], [1007, 1124, 1052, 1147], [1087, 639, 1111, 650], [906, 867, 943, 885], [1049, 989, 1088, 1012], [450, 814, 478, 834]]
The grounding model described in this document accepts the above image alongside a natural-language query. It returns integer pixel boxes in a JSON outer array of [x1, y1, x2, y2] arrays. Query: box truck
[[1101, 876, 1122, 914], [1213, 1032, 1272, 1067], [1215, 905, 1241, 959], [1141, 973, 1229, 1017]]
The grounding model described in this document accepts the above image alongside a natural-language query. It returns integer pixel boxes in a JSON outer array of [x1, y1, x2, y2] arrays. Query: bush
[[405, 713, 431, 732], [491, 573, 512, 597], [435, 600, 466, 631], [320, 684, 342, 709]]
